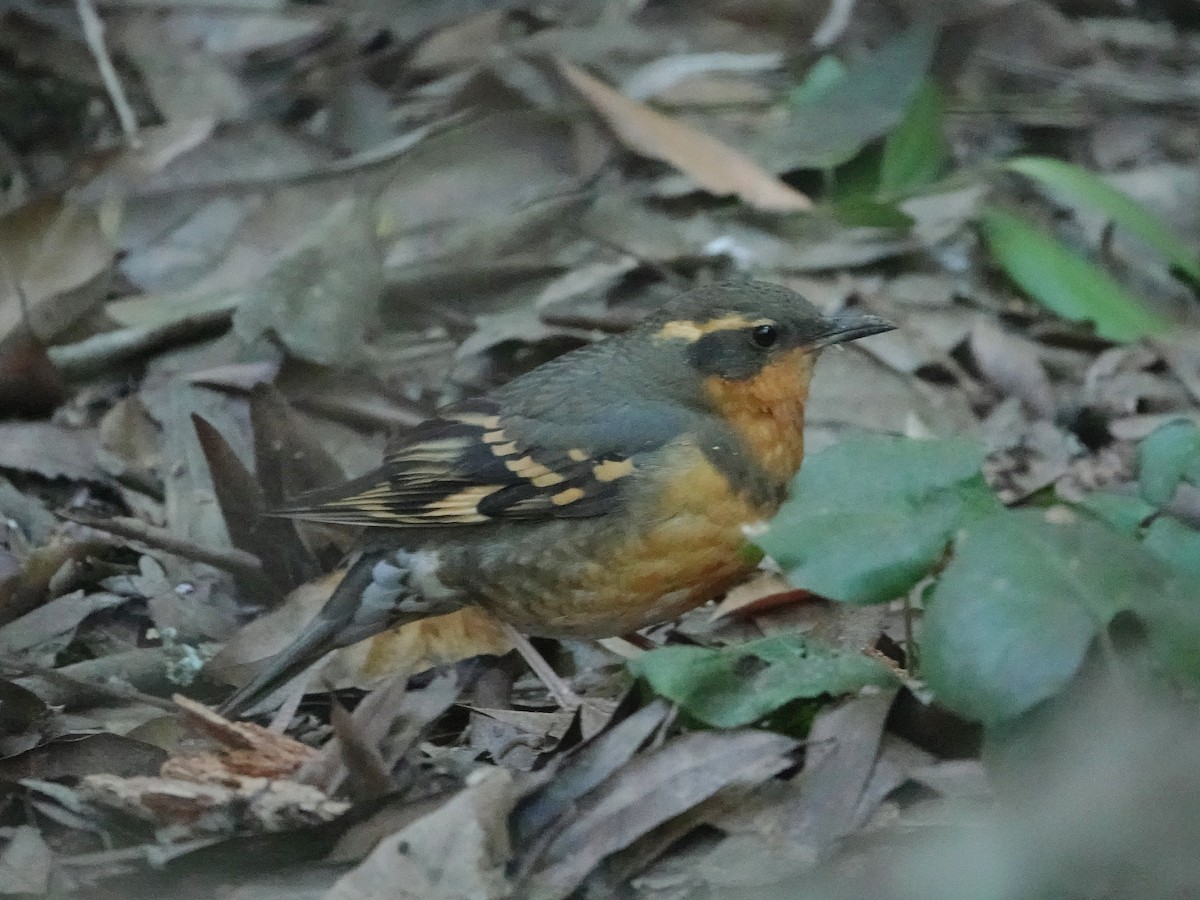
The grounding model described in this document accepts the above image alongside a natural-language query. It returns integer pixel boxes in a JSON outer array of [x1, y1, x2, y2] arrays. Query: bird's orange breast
[[470, 448, 777, 637], [703, 348, 813, 484]]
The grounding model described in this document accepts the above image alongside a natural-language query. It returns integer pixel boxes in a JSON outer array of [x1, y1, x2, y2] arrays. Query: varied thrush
[[220, 281, 893, 714]]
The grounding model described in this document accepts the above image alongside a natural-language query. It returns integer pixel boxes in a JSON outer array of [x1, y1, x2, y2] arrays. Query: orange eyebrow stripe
[[655, 315, 773, 342]]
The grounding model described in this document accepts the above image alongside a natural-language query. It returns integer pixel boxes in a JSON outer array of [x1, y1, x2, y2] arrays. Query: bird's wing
[[269, 397, 687, 527]]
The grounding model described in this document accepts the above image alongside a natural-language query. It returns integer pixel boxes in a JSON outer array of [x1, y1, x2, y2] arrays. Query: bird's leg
[[500, 623, 582, 710]]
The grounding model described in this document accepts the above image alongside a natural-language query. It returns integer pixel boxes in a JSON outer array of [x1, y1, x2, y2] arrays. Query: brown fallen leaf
[[511, 699, 671, 849], [325, 768, 517, 900], [0, 328, 68, 419], [0, 422, 102, 482], [556, 59, 812, 213], [0, 196, 115, 349], [0, 535, 112, 632], [708, 571, 818, 620], [520, 729, 797, 899], [0, 733, 167, 782], [298, 671, 460, 798], [969, 320, 1057, 419], [353, 606, 513, 681], [778, 691, 898, 849]]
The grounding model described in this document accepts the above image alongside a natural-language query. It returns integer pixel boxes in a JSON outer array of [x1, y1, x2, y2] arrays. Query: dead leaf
[[780, 691, 897, 847], [208, 572, 342, 690], [0, 196, 115, 348], [0, 590, 126, 664], [0, 733, 167, 782], [192, 414, 305, 599], [325, 768, 517, 900], [709, 572, 816, 620], [969, 320, 1057, 419], [298, 671, 460, 798], [0, 537, 110, 630], [0, 422, 102, 481], [0, 328, 67, 419], [468, 706, 575, 771], [233, 197, 382, 366], [556, 59, 811, 213], [0, 826, 51, 895], [352, 608, 513, 683], [521, 729, 797, 899], [511, 699, 671, 849]]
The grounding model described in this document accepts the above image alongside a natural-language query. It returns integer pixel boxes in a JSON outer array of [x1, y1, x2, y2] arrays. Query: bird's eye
[[751, 323, 780, 348]]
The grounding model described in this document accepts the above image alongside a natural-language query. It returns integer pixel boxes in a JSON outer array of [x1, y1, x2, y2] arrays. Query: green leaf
[[1139, 418, 1200, 506], [831, 197, 914, 229], [1143, 516, 1200, 582], [762, 20, 939, 171], [978, 207, 1170, 342], [1005, 156, 1200, 285], [1073, 491, 1155, 536], [756, 435, 1000, 604], [923, 509, 1200, 724], [629, 635, 897, 729], [878, 80, 946, 197], [788, 55, 848, 107]]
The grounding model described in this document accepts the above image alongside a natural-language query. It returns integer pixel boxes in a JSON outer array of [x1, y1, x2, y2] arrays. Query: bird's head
[[645, 279, 894, 383]]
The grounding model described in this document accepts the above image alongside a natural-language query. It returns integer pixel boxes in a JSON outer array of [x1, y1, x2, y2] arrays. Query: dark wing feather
[[270, 397, 673, 527]]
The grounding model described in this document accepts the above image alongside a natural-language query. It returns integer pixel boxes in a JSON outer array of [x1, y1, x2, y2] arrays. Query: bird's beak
[[809, 311, 895, 349]]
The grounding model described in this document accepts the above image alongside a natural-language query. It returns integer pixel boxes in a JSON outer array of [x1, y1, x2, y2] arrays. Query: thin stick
[[47, 309, 233, 380], [60, 511, 266, 583], [500, 623, 581, 710], [75, 0, 142, 147]]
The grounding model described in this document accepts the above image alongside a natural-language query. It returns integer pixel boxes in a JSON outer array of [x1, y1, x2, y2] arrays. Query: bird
[[219, 280, 893, 715]]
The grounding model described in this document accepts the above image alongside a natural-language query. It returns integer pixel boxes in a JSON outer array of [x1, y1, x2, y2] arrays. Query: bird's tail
[[219, 550, 418, 717]]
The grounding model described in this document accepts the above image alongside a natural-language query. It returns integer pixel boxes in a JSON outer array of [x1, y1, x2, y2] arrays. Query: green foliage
[[788, 55, 848, 107], [741, 435, 1200, 730], [755, 435, 1000, 604], [977, 207, 1169, 342], [1073, 490, 1155, 536], [1138, 418, 1200, 506], [831, 197, 914, 229], [878, 80, 947, 198], [1005, 156, 1200, 284], [922, 509, 1200, 724], [1143, 516, 1200, 581], [778, 20, 938, 171], [629, 635, 897, 728]]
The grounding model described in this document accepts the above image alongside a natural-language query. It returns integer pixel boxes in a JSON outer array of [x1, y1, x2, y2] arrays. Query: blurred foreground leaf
[[978, 207, 1169, 342], [630, 635, 896, 728], [878, 80, 946, 198], [1006, 156, 1200, 284], [1138, 417, 1200, 506], [756, 436, 999, 604], [923, 509, 1200, 725], [1143, 516, 1200, 581], [765, 20, 938, 171]]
